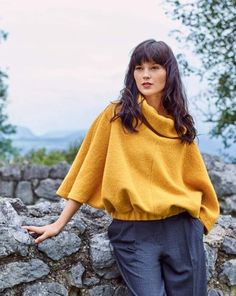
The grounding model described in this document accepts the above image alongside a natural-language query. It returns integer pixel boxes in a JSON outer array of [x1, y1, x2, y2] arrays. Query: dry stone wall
[[0, 154, 235, 296], [0, 162, 70, 204]]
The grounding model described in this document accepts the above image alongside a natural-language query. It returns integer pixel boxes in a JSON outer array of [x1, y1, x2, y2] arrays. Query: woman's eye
[[152, 66, 159, 70], [135, 67, 142, 70]]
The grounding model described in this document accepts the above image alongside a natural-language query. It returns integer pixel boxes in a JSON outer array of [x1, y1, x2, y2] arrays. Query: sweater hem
[[110, 207, 187, 220]]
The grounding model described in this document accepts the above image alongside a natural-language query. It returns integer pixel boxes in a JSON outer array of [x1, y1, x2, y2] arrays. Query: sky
[[0, 0, 209, 136]]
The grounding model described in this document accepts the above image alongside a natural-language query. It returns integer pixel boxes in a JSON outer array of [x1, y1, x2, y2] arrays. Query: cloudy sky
[[0, 0, 208, 136]]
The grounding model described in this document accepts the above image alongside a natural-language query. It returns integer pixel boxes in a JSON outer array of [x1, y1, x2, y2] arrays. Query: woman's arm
[[22, 199, 82, 244], [54, 199, 82, 231]]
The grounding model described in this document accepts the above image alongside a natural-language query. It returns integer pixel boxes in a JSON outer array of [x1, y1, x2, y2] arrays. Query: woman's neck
[[144, 96, 169, 117]]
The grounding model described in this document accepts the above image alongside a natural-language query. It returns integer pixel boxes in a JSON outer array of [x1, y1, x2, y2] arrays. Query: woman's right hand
[[21, 222, 63, 244], [21, 199, 83, 244]]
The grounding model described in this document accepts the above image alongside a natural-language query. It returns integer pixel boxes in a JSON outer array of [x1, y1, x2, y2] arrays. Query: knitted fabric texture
[[56, 94, 220, 235]]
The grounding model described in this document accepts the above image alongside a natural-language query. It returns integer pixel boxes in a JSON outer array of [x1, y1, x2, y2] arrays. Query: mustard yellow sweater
[[56, 95, 220, 235]]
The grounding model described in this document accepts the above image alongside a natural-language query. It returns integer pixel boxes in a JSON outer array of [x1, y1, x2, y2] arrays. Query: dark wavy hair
[[110, 39, 197, 144]]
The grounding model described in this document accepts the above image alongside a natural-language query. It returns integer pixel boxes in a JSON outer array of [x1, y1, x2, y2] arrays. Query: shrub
[[10, 139, 83, 166]]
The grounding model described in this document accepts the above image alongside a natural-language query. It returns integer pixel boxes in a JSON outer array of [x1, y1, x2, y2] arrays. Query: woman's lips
[[142, 83, 152, 88]]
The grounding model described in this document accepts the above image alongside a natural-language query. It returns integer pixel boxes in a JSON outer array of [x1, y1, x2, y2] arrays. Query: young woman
[[22, 39, 220, 296]]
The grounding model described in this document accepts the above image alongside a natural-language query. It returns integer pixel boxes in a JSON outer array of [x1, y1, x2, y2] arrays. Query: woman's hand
[[21, 222, 63, 244], [22, 199, 83, 244]]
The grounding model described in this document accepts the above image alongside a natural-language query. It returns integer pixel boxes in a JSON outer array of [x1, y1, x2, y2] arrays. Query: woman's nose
[[143, 69, 150, 78]]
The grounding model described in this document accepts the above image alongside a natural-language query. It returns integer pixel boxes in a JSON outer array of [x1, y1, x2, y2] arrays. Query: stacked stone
[[0, 162, 70, 205], [0, 153, 235, 295], [0, 197, 128, 295], [202, 154, 236, 217], [0, 154, 235, 215], [0, 197, 235, 295]]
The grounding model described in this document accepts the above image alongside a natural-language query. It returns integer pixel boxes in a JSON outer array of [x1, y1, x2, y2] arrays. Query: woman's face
[[133, 60, 166, 101]]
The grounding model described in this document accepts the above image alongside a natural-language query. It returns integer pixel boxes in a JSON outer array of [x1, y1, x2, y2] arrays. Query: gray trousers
[[108, 211, 207, 296]]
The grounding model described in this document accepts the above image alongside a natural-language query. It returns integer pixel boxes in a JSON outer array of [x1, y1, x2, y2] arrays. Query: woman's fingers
[[21, 224, 61, 244], [21, 225, 44, 234], [34, 232, 50, 244]]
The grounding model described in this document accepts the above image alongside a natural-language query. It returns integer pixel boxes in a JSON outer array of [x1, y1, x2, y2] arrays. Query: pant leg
[[108, 219, 166, 296], [161, 213, 207, 296]]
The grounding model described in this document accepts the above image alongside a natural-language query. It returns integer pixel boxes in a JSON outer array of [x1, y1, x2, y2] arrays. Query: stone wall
[[0, 154, 235, 215], [0, 197, 235, 296], [0, 162, 70, 205], [0, 154, 236, 295]]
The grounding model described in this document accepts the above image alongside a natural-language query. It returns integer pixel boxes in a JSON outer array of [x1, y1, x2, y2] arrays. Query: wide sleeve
[[184, 140, 220, 235], [56, 105, 112, 208]]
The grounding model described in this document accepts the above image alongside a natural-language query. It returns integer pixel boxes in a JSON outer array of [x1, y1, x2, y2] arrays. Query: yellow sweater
[[56, 95, 220, 235]]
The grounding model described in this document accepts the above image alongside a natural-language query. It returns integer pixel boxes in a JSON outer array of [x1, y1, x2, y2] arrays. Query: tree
[[0, 29, 17, 161], [162, 0, 236, 153]]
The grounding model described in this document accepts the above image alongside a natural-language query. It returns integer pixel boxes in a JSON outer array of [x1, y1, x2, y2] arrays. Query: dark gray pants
[[108, 212, 207, 296]]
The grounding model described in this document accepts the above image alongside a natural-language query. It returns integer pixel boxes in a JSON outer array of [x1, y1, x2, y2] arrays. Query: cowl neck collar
[[137, 94, 180, 138]]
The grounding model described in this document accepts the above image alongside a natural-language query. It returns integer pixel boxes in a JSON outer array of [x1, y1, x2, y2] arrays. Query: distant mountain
[[9, 126, 37, 140], [39, 130, 85, 139], [64, 130, 87, 141], [8, 126, 86, 154], [8, 125, 86, 141]]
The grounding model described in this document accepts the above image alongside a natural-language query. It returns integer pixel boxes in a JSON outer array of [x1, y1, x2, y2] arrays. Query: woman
[[22, 39, 220, 296]]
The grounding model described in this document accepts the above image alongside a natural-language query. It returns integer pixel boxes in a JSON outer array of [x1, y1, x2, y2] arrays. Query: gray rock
[[89, 232, 115, 270], [3, 197, 28, 215], [67, 213, 87, 234], [32, 178, 40, 188], [0, 259, 50, 291], [207, 288, 224, 296], [35, 179, 62, 201], [49, 161, 70, 179], [224, 195, 236, 215], [216, 215, 232, 228], [231, 221, 236, 236], [37, 231, 81, 260], [80, 204, 106, 218], [114, 285, 129, 296], [222, 236, 236, 254], [23, 282, 68, 296], [202, 153, 224, 171], [204, 215, 232, 247], [102, 267, 120, 279], [26, 200, 63, 217], [0, 165, 21, 181], [16, 181, 34, 204], [0, 289, 18, 296], [0, 180, 14, 197], [67, 262, 85, 288], [23, 164, 49, 180], [0, 198, 22, 226], [219, 259, 236, 286], [201, 156, 236, 205], [210, 163, 236, 197], [87, 284, 115, 296], [0, 226, 31, 258], [204, 244, 218, 280], [83, 276, 100, 286]]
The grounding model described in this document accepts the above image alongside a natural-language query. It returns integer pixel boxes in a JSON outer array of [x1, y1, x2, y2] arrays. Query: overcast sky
[[0, 0, 209, 136]]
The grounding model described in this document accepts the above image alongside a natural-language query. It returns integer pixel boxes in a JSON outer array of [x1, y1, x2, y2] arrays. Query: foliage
[[0, 29, 18, 160], [63, 140, 82, 164], [162, 0, 236, 151], [10, 139, 83, 166]]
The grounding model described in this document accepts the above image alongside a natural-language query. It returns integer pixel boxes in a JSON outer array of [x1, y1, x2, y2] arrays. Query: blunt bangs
[[131, 41, 167, 68]]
